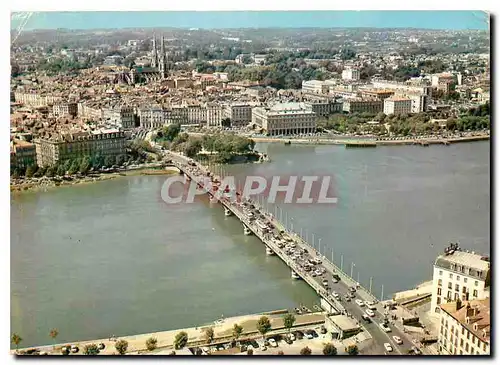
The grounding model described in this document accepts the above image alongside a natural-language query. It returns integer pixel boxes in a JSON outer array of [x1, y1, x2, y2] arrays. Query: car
[[71, 345, 79, 353], [264, 340, 270, 346], [284, 337, 293, 344], [393, 336, 403, 345], [410, 346, 422, 355], [349, 287, 356, 293], [98, 343, 106, 350], [289, 333, 296, 341], [261, 345, 267, 351], [305, 332, 313, 339], [320, 326, 327, 334], [310, 330, 318, 338], [294, 331, 304, 340], [349, 292, 356, 298], [268, 338, 278, 348], [355, 299, 365, 307], [384, 343, 393, 352], [365, 309, 375, 317], [379, 323, 391, 333], [332, 292, 340, 299], [361, 314, 371, 323]]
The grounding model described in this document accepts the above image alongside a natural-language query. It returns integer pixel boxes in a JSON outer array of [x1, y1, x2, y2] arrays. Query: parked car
[[71, 345, 79, 354], [365, 309, 375, 317], [284, 337, 293, 345], [305, 332, 313, 340], [320, 326, 327, 334], [355, 299, 365, 307], [379, 323, 391, 333], [289, 333, 296, 341], [268, 338, 278, 348], [362, 314, 371, 323], [384, 343, 393, 352]]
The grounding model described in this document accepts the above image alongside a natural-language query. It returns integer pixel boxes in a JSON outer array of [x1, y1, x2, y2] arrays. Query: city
[[9, 10, 490, 356]]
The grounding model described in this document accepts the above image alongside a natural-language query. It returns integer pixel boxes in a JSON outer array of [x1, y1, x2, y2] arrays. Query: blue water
[[12, 11, 488, 31]]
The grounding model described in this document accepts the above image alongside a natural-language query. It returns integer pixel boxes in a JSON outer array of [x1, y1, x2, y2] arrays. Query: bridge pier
[[224, 207, 232, 216], [243, 224, 252, 235], [266, 246, 275, 256], [291, 270, 300, 280]]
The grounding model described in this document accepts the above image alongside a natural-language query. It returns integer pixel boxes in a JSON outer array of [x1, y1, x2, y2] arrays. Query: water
[[10, 141, 490, 348]]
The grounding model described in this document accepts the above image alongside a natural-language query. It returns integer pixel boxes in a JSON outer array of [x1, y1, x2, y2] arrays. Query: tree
[[247, 348, 253, 355], [221, 118, 231, 128], [300, 346, 312, 355], [115, 339, 128, 355], [204, 327, 215, 344], [346, 344, 359, 355], [49, 328, 59, 347], [146, 337, 157, 351], [164, 124, 181, 142], [174, 331, 188, 349], [104, 155, 115, 168], [83, 343, 100, 355], [184, 138, 202, 158], [277, 350, 285, 355], [79, 157, 91, 174], [323, 343, 337, 355], [283, 313, 296, 335], [256, 316, 272, 341], [25, 164, 37, 178], [68, 159, 79, 175], [115, 154, 125, 166], [232, 323, 243, 342], [11, 333, 22, 350]]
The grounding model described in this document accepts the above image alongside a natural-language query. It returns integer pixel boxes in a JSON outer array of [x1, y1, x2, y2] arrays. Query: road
[[166, 151, 418, 355]]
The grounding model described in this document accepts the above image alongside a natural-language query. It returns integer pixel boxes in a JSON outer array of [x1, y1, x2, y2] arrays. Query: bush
[[323, 343, 337, 355], [247, 348, 253, 355], [114, 339, 128, 355], [83, 343, 100, 355], [174, 331, 188, 349], [346, 344, 359, 355], [300, 346, 312, 355], [145, 337, 157, 351]]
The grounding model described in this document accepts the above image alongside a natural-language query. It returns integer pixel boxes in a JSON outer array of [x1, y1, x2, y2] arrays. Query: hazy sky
[[11, 11, 489, 31]]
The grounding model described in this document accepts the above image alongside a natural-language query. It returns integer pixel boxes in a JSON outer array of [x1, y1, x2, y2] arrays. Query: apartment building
[[78, 102, 103, 121], [138, 106, 167, 129], [437, 299, 490, 355], [52, 103, 78, 118], [186, 105, 207, 125], [302, 80, 329, 94], [372, 80, 432, 97], [14, 92, 63, 107], [305, 100, 343, 117], [206, 105, 224, 127], [430, 243, 490, 315], [342, 99, 383, 114], [251, 102, 317, 136], [34, 129, 126, 167], [342, 68, 360, 81], [102, 106, 135, 129], [224, 104, 253, 127], [383, 97, 413, 115], [10, 139, 36, 170]]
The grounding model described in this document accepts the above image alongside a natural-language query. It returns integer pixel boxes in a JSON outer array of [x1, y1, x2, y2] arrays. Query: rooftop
[[440, 299, 490, 344]]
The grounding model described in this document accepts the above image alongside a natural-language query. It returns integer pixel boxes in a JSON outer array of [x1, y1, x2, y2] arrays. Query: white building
[[251, 102, 317, 136], [430, 243, 490, 315], [342, 68, 360, 81], [206, 105, 224, 127], [383, 97, 413, 115], [372, 80, 432, 97], [138, 106, 167, 129], [302, 80, 328, 94], [437, 298, 490, 355]]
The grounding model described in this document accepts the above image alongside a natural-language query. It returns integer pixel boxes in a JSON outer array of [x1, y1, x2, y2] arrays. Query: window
[[449, 273, 453, 279], [473, 289, 478, 297], [483, 343, 487, 352], [447, 291, 452, 299], [462, 328, 465, 335], [467, 332, 470, 340], [460, 339, 464, 347], [475, 281, 479, 286], [454, 293, 459, 300], [456, 275, 460, 281], [438, 279, 442, 286], [455, 284, 460, 291], [463, 286, 467, 294], [451, 264, 455, 270], [465, 343, 469, 352], [438, 288, 442, 295], [464, 278, 468, 283], [460, 350, 463, 355], [448, 282, 453, 289]]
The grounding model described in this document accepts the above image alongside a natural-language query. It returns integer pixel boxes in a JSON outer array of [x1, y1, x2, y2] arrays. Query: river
[[10, 141, 490, 348]]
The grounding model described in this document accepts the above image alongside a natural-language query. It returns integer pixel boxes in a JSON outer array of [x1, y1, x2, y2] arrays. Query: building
[[305, 100, 343, 117], [34, 129, 126, 167], [251, 102, 317, 136], [14, 92, 63, 107], [51, 102, 78, 118], [102, 106, 135, 129], [359, 89, 395, 101], [342, 99, 383, 114], [301, 80, 329, 94], [224, 104, 253, 127], [206, 105, 224, 127], [437, 299, 490, 355], [372, 80, 432, 97], [138, 106, 167, 129], [324, 314, 362, 340], [186, 105, 207, 125], [430, 243, 490, 315], [383, 97, 413, 115], [342, 68, 360, 81], [167, 106, 188, 125], [10, 139, 36, 170]]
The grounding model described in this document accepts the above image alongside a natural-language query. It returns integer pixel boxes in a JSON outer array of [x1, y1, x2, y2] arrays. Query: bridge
[[167, 151, 421, 355]]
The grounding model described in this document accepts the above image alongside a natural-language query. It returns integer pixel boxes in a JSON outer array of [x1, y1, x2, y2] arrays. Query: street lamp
[[350, 262, 355, 279]]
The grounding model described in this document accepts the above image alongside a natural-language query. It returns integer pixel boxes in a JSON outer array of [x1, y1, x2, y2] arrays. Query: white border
[[3, 2, 495, 365]]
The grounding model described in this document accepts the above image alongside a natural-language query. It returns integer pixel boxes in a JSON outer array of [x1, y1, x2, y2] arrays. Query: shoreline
[[248, 134, 490, 146], [10, 166, 179, 194]]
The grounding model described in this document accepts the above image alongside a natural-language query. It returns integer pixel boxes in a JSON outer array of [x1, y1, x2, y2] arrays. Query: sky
[[11, 11, 489, 31]]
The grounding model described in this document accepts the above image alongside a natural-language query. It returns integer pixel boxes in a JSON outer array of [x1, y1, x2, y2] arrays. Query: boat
[[266, 247, 275, 256], [291, 271, 300, 280], [243, 226, 252, 235], [284, 141, 292, 145], [295, 307, 302, 314]]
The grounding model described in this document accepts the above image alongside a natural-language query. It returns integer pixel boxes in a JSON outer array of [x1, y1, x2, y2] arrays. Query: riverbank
[[10, 166, 179, 194], [12, 310, 326, 355], [250, 134, 490, 146]]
